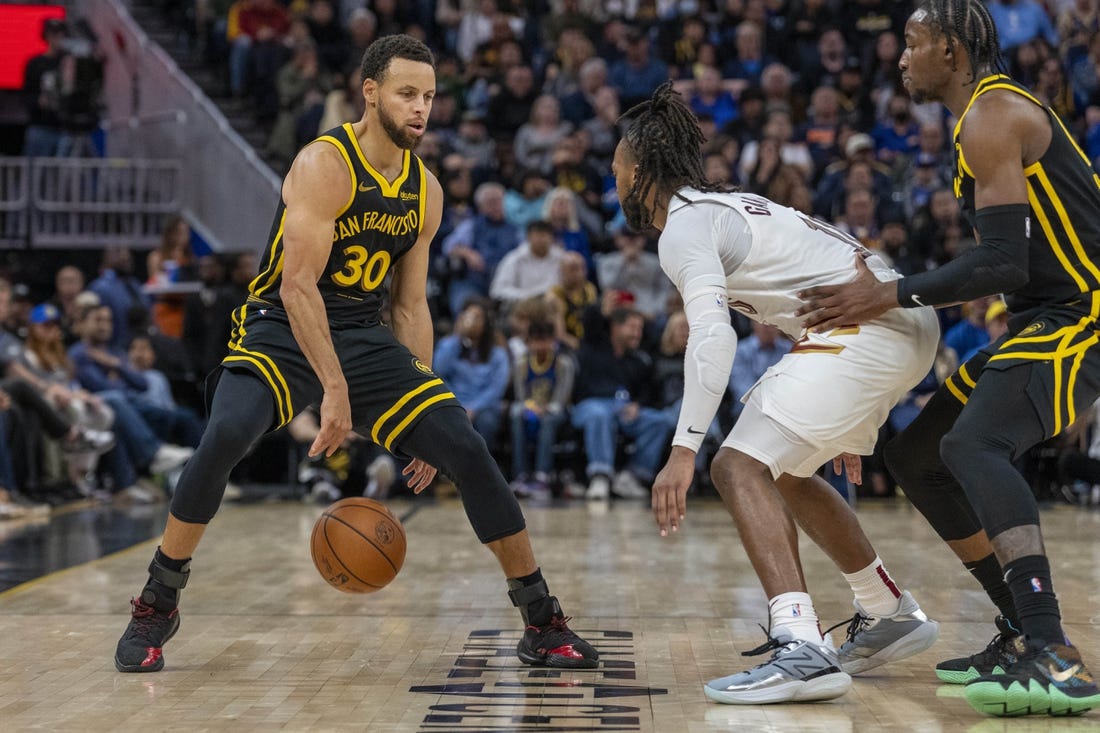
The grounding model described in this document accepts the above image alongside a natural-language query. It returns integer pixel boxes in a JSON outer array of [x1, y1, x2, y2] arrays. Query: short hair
[[360, 34, 434, 84], [526, 319, 556, 341], [526, 220, 554, 236], [915, 0, 1006, 81]]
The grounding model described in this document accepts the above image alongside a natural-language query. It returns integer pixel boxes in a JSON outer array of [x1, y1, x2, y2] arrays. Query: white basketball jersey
[[660, 189, 899, 340]]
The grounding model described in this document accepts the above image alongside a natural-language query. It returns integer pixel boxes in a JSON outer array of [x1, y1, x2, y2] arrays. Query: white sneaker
[[120, 483, 161, 504], [834, 590, 940, 675], [149, 444, 194, 474], [612, 470, 649, 499], [310, 480, 342, 504], [364, 455, 396, 499], [704, 629, 851, 704], [585, 474, 610, 500]]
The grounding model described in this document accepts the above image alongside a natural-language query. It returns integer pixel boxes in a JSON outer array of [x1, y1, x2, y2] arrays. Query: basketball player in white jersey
[[612, 83, 942, 705]]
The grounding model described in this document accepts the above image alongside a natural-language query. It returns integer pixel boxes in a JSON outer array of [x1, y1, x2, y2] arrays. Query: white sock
[[768, 592, 823, 645], [842, 556, 903, 617]]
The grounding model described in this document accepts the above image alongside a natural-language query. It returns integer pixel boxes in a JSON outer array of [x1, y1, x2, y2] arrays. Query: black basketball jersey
[[247, 123, 427, 327], [953, 74, 1100, 317]]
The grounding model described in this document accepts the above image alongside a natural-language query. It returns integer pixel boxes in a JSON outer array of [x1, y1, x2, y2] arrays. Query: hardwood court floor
[[0, 497, 1097, 732]]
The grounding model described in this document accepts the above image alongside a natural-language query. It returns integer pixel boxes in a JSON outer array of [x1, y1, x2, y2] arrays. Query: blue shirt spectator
[[608, 30, 670, 108], [442, 182, 522, 316], [88, 248, 150, 351], [988, 0, 1059, 50], [729, 323, 793, 421]]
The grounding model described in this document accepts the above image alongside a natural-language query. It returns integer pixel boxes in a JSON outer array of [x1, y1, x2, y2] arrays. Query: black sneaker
[[964, 637, 1100, 716], [936, 615, 1021, 684], [114, 596, 180, 672], [517, 612, 599, 669]]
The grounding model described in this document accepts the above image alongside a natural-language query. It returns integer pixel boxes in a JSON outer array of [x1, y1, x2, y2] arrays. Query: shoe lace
[[126, 598, 166, 639], [740, 624, 798, 662], [824, 612, 870, 644]]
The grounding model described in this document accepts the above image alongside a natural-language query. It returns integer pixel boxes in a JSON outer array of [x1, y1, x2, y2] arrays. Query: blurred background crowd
[[5, 0, 1100, 517]]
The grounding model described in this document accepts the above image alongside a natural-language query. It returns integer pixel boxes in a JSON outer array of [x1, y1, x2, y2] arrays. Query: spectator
[[21, 18, 72, 157], [267, 40, 330, 168], [147, 215, 199, 339], [509, 319, 575, 498], [503, 169, 552, 230], [490, 221, 566, 311], [318, 64, 366, 132], [548, 135, 605, 227], [798, 85, 843, 180], [580, 86, 622, 175], [595, 226, 669, 320], [739, 109, 813, 183], [944, 297, 996, 364], [542, 186, 597, 278], [571, 306, 670, 500], [542, 28, 597, 100], [87, 247, 149, 352], [69, 305, 202, 449], [433, 298, 511, 445], [559, 57, 609, 127], [451, 110, 497, 171], [345, 7, 378, 61], [486, 64, 537, 140], [306, 0, 349, 74], [989, 0, 1059, 51], [442, 182, 522, 317], [48, 265, 86, 345], [961, 299, 1011, 363], [871, 94, 920, 165], [879, 213, 927, 276], [608, 26, 670, 110], [1058, 0, 1100, 57], [728, 322, 793, 423], [183, 255, 237, 381], [800, 26, 848, 92], [721, 85, 767, 146], [689, 65, 739, 131], [834, 187, 882, 253], [723, 21, 772, 87], [547, 251, 597, 351], [229, 0, 290, 115], [514, 95, 573, 175]]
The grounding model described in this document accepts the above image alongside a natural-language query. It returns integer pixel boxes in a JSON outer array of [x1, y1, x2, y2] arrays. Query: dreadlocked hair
[[618, 81, 731, 230], [919, 0, 1007, 82]]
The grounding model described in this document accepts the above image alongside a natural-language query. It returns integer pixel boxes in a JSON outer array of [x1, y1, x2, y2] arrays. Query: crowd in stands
[[12, 0, 1100, 516]]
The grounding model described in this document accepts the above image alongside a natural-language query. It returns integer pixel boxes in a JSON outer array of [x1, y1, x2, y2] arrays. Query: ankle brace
[[507, 578, 558, 625], [142, 555, 191, 611]]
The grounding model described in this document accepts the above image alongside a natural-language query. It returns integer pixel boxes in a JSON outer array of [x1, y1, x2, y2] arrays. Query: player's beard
[[377, 98, 421, 151], [621, 188, 649, 231]]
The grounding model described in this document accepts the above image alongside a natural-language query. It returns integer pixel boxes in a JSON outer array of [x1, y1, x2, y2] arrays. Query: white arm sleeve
[[659, 201, 749, 452]]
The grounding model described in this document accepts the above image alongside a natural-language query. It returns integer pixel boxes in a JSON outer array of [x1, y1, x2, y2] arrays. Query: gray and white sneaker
[[703, 629, 852, 704], [833, 590, 940, 675]]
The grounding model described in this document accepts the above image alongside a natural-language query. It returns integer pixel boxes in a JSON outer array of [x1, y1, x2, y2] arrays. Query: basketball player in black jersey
[[798, 0, 1098, 717], [114, 35, 597, 674]]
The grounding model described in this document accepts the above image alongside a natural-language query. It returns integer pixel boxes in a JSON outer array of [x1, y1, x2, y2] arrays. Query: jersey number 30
[[332, 245, 392, 291]]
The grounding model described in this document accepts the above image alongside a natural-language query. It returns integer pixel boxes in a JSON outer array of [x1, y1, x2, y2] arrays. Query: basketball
[[311, 497, 406, 593]]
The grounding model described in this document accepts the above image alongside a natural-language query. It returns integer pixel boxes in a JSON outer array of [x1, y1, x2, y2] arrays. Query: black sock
[[514, 568, 544, 588], [142, 548, 190, 612], [1003, 555, 1063, 646], [964, 553, 1019, 627]]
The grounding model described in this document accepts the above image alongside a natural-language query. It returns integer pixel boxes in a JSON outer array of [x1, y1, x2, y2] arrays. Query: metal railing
[[0, 156, 181, 248]]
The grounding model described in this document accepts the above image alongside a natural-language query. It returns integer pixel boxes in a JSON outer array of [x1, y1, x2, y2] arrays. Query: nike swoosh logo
[[910, 294, 925, 307], [686, 426, 705, 435], [358, 183, 377, 192], [1051, 664, 1082, 683]]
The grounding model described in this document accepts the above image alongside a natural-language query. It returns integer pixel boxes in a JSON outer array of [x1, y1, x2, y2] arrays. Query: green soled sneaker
[[964, 637, 1100, 717], [936, 615, 1021, 684]]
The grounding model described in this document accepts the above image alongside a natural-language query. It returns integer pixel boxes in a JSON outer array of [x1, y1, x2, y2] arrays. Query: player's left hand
[[832, 452, 862, 485], [652, 447, 695, 537], [404, 458, 437, 494], [796, 255, 898, 332]]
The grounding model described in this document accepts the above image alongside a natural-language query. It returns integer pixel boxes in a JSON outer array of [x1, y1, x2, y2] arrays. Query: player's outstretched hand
[[652, 447, 694, 537], [310, 388, 352, 458], [832, 452, 862, 485], [796, 255, 897, 332], [404, 458, 437, 494]]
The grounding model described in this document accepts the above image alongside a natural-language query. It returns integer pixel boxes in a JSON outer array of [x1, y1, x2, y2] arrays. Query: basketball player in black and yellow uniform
[[797, 0, 1099, 718], [115, 35, 597, 674]]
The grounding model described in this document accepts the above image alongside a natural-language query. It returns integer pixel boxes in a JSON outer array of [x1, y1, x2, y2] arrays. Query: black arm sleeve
[[896, 204, 1030, 308]]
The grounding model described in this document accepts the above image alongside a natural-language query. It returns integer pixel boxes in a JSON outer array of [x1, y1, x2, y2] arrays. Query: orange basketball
[[311, 497, 406, 593]]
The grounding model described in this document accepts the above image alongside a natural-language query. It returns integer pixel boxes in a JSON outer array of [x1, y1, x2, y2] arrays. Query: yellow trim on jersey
[[314, 135, 358, 216], [250, 211, 286, 298], [1026, 179, 1088, 292], [223, 352, 291, 426], [382, 391, 456, 451], [234, 344, 294, 425], [1032, 165, 1100, 288], [343, 123, 411, 197], [1002, 324, 1075, 348], [1048, 108, 1094, 167], [945, 375, 968, 405], [371, 378, 444, 443], [958, 363, 976, 388], [1066, 337, 1097, 427], [416, 156, 427, 234], [957, 146, 974, 179]]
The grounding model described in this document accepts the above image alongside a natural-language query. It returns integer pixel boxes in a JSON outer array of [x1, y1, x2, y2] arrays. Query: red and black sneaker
[[517, 609, 599, 669], [114, 594, 180, 673]]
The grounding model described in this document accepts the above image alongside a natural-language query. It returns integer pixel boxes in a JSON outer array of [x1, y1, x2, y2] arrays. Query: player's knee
[[883, 434, 913, 484], [710, 448, 768, 496], [939, 425, 974, 475]]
